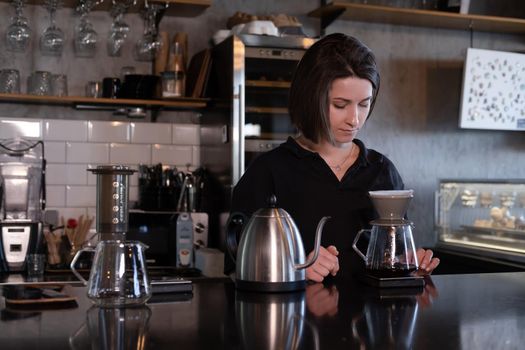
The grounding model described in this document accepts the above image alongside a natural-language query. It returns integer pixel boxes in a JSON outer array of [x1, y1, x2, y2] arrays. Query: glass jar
[[161, 70, 184, 98], [0, 69, 21, 94]]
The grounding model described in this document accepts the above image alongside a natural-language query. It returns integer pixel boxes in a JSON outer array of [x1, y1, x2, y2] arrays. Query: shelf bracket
[[319, 0, 345, 34], [150, 107, 161, 122]]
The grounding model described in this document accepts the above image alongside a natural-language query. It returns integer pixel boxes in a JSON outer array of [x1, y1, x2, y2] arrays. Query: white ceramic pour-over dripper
[[369, 190, 414, 220]]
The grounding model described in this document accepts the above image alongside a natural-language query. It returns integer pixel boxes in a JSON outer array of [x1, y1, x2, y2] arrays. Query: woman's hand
[[416, 276, 439, 309], [415, 248, 440, 275], [305, 283, 339, 317], [306, 245, 339, 282]]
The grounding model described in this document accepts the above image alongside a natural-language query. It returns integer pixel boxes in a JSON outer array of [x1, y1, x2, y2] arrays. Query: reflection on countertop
[[1, 273, 525, 349]]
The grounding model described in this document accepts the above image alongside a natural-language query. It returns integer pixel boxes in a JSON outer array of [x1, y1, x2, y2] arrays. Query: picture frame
[[459, 48, 525, 131]]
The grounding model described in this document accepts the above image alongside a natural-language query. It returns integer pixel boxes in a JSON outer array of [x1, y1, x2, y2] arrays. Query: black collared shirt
[[230, 137, 404, 279]]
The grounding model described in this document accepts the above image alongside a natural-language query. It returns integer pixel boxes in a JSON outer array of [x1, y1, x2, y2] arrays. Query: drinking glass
[[85, 81, 102, 98], [5, 0, 31, 52], [74, 0, 100, 57], [28, 71, 52, 96], [40, 0, 65, 56], [27, 254, 46, 276], [107, 0, 135, 57], [51, 74, 68, 96], [0, 69, 21, 94], [134, 0, 167, 61], [120, 66, 136, 80]]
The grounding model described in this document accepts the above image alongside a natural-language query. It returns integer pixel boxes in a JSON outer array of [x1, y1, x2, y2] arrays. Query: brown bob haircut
[[289, 33, 380, 144]]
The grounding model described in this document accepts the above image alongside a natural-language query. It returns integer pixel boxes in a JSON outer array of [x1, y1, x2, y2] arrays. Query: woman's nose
[[346, 105, 359, 126]]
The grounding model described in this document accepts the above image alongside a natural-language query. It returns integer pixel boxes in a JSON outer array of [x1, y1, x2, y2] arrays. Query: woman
[[230, 33, 439, 282]]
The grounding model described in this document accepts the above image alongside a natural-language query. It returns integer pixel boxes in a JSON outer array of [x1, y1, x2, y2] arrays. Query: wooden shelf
[[2, 0, 211, 17], [0, 93, 208, 110], [245, 106, 288, 114], [308, 2, 525, 34], [246, 80, 291, 89]]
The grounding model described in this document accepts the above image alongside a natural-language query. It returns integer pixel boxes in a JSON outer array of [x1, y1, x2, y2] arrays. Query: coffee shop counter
[[1, 272, 524, 349]]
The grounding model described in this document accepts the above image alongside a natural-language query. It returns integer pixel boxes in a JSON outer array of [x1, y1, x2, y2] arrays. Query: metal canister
[[88, 165, 135, 236]]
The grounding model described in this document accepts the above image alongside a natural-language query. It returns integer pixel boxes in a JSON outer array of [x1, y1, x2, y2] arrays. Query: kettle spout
[[295, 216, 331, 270]]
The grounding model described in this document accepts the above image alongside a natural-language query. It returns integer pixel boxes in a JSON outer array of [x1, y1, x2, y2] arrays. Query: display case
[[436, 179, 525, 264]]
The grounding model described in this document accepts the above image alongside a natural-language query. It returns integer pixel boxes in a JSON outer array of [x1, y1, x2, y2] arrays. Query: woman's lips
[[339, 128, 358, 134]]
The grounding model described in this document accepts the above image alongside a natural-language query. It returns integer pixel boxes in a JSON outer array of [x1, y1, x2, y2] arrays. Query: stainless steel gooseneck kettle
[[227, 195, 330, 292]]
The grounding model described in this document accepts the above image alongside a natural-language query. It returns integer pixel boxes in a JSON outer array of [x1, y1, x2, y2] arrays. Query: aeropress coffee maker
[[352, 190, 425, 288], [71, 165, 151, 307]]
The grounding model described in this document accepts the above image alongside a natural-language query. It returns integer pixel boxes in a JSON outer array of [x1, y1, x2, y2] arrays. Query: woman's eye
[[333, 104, 346, 109], [359, 103, 370, 108]]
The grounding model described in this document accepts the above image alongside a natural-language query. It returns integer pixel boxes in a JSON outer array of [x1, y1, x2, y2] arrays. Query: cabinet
[[201, 35, 314, 186], [308, 2, 525, 34], [0, 0, 211, 112]]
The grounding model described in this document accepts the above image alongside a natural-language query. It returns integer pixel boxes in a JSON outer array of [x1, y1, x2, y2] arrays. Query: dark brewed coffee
[[366, 264, 418, 278]]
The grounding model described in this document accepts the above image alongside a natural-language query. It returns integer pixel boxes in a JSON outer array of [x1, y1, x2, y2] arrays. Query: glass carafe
[[71, 240, 151, 307], [352, 190, 418, 277], [353, 220, 418, 277]]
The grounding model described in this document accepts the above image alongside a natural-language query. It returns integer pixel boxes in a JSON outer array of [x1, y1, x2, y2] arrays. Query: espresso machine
[[0, 138, 46, 272]]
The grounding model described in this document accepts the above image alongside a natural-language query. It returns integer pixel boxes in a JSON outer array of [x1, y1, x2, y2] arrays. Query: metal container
[[226, 195, 330, 292], [88, 165, 135, 236]]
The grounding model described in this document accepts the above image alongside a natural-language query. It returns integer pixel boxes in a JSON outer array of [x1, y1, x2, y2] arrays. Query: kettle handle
[[70, 247, 95, 286], [226, 212, 248, 263], [352, 229, 369, 262]]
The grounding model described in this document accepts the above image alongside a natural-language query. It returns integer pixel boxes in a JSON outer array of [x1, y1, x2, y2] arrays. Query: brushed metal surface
[[236, 212, 306, 283]]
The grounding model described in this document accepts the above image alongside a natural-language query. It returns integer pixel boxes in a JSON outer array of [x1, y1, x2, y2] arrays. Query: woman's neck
[[295, 135, 354, 157], [295, 135, 358, 179]]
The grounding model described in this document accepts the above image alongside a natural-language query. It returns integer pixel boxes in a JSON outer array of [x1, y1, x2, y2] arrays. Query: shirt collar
[[282, 136, 372, 167]]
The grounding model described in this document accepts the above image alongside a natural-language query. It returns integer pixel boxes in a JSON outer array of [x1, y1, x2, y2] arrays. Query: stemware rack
[[1, 0, 211, 17], [0, 0, 212, 112]]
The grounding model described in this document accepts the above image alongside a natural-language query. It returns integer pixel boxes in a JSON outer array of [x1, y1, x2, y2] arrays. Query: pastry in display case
[[436, 179, 525, 264]]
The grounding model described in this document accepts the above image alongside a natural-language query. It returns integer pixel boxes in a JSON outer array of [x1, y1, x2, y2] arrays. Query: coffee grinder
[[0, 138, 46, 272]]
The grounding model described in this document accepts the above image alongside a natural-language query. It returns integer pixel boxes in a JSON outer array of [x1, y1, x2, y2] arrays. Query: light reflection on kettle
[[235, 291, 319, 350], [351, 290, 420, 350], [69, 306, 151, 350]]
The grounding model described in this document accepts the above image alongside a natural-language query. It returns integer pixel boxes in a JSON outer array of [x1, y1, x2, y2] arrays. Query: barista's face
[[328, 76, 373, 145]]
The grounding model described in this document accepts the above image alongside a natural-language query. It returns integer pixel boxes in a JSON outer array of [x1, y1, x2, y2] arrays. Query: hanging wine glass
[[134, 0, 167, 61], [74, 0, 100, 58], [107, 0, 135, 56], [5, 0, 32, 52], [39, 0, 65, 56]]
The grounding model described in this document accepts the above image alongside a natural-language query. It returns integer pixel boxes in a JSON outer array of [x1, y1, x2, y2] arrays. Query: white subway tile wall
[[43, 141, 67, 163], [0, 118, 42, 139], [88, 121, 130, 143], [0, 117, 201, 226], [110, 143, 151, 164], [172, 124, 200, 145], [66, 142, 110, 164], [44, 120, 88, 141], [152, 144, 192, 165], [130, 122, 172, 144]]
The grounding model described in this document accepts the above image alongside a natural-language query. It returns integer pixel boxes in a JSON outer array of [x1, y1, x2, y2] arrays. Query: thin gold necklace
[[327, 143, 354, 172]]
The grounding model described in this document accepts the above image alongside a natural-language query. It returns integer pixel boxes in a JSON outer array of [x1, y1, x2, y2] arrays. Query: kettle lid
[[253, 195, 291, 218]]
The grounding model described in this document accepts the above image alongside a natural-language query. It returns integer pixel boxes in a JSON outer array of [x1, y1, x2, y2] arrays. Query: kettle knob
[[267, 194, 277, 208]]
